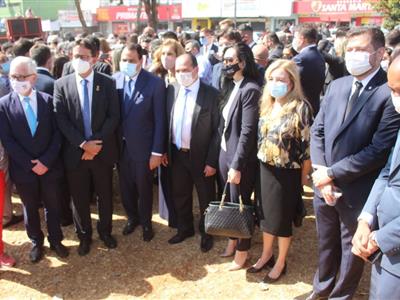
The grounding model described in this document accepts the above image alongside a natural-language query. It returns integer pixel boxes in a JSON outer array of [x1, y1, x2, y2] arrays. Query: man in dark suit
[[54, 39, 120, 256], [351, 56, 400, 299], [0, 56, 68, 263], [308, 27, 400, 300], [264, 32, 283, 62], [113, 43, 165, 242], [62, 36, 112, 77], [30, 44, 55, 96], [164, 53, 219, 252], [292, 24, 326, 115]]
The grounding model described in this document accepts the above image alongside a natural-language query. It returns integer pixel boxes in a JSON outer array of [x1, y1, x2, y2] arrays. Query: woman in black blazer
[[218, 42, 261, 270]]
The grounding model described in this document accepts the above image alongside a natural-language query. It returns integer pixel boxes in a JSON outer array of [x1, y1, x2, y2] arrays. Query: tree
[[372, 0, 400, 30], [74, 0, 88, 31], [142, 0, 158, 29]]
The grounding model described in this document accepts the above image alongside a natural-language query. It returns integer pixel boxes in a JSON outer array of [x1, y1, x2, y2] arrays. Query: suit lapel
[[11, 92, 31, 136], [35, 91, 46, 135], [225, 81, 243, 131], [69, 75, 84, 131], [389, 130, 400, 176], [191, 82, 205, 136], [125, 70, 146, 116], [91, 72, 100, 126]]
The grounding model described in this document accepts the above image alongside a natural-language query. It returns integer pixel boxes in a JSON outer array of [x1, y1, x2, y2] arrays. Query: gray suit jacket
[[362, 130, 400, 277]]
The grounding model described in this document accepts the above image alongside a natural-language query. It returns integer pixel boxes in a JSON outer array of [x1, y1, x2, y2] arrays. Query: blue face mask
[[267, 81, 288, 98], [119, 61, 137, 78], [200, 37, 208, 46], [1, 61, 10, 74]]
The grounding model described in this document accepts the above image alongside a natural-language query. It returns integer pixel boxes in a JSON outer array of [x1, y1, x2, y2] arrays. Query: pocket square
[[135, 95, 144, 104]]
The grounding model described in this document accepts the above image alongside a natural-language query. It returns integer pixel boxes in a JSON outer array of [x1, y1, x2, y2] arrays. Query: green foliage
[[373, 0, 400, 30]]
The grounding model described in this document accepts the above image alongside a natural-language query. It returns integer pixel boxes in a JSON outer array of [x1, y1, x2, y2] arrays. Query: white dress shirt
[[18, 89, 38, 121], [172, 78, 200, 149], [75, 71, 94, 123], [350, 67, 380, 99], [221, 77, 244, 151], [123, 73, 138, 98]]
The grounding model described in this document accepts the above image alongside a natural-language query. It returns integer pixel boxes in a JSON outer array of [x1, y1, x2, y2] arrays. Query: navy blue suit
[[310, 68, 400, 299], [0, 91, 63, 246], [293, 45, 326, 115], [35, 68, 55, 96], [114, 69, 166, 228]]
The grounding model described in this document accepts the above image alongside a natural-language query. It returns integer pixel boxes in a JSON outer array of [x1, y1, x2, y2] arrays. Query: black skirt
[[258, 162, 302, 237]]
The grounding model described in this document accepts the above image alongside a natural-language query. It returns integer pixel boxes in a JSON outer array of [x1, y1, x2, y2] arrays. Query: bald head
[[252, 44, 269, 67], [388, 56, 400, 97]]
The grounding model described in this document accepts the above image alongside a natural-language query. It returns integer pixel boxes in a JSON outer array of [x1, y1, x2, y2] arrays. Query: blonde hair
[[151, 39, 185, 77], [260, 59, 311, 141]]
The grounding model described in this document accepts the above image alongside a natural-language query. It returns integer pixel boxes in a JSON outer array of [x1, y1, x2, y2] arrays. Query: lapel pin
[[96, 85, 100, 92]]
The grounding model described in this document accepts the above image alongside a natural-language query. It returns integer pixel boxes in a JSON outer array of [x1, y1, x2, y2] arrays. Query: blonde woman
[[250, 59, 312, 285]]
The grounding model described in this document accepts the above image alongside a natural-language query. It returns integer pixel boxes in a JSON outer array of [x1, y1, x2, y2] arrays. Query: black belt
[[173, 144, 190, 152]]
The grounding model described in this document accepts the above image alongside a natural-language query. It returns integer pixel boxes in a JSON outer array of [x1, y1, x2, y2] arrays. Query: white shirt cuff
[[80, 141, 86, 149], [151, 152, 162, 156], [358, 212, 374, 227]]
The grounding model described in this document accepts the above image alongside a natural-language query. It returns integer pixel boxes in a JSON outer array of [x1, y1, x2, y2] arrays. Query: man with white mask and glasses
[[352, 56, 400, 299], [164, 53, 220, 252], [54, 39, 120, 256], [113, 43, 166, 242], [308, 27, 400, 300], [0, 56, 68, 263]]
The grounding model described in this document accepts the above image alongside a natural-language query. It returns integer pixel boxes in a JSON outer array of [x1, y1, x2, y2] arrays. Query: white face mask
[[292, 37, 301, 53], [345, 51, 372, 76], [72, 58, 91, 75], [380, 60, 389, 72], [392, 93, 400, 114], [176, 71, 194, 87], [11, 80, 31, 95], [161, 56, 176, 70]]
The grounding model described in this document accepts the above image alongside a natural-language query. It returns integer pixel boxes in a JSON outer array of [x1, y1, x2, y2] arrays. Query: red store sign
[[293, 0, 378, 16], [97, 4, 182, 22]]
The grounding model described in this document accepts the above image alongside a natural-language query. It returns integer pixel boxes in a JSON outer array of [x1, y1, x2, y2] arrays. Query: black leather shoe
[[143, 226, 154, 242], [78, 239, 91, 256], [100, 234, 117, 249], [3, 214, 24, 228], [168, 230, 195, 244], [305, 292, 328, 300], [50, 243, 69, 258], [60, 217, 74, 227], [122, 220, 140, 236], [261, 263, 287, 284], [29, 245, 44, 263], [200, 234, 213, 252], [247, 255, 275, 273], [294, 206, 307, 227]]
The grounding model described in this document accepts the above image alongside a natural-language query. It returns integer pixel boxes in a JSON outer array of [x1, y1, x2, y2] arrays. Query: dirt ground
[[0, 185, 371, 300]]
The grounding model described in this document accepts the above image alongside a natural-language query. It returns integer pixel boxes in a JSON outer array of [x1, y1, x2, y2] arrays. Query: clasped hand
[[81, 140, 103, 160], [351, 221, 379, 261], [31, 159, 48, 175]]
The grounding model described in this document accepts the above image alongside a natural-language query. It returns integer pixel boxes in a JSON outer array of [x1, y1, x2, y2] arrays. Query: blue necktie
[[123, 79, 134, 112], [175, 88, 190, 149], [81, 79, 92, 139], [23, 96, 37, 136]]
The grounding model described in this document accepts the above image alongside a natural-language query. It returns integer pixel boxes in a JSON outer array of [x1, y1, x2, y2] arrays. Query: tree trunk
[[143, 0, 158, 29], [74, 0, 88, 30], [136, 0, 143, 33]]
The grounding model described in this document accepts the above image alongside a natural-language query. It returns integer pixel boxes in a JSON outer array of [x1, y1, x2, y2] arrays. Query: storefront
[[96, 4, 182, 35], [293, 0, 383, 26]]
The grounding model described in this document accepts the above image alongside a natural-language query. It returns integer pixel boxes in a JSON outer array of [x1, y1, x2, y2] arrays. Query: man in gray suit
[[352, 56, 400, 299]]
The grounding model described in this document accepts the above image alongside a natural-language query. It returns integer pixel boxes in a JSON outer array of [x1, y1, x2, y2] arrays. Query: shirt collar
[[124, 69, 141, 83], [183, 77, 200, 94], [353, 67, 380, 88], [76, 70, 94, 84], [37, 66, 50, 73], [17, 89, 36, 101], [234, 77, 244, 87]]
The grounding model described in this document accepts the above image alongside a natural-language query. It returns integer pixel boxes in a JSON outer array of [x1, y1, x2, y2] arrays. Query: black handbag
[[204, 183, 255, 239]]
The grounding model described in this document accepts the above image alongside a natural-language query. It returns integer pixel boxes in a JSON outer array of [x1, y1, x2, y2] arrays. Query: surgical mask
[[11, 80, 31, 95], [345, 51, 372, 76], [200, 37, 209, 46], [392, 93, 400, 114], [161, 56, 176, 70], [292, 37, 301, 53], [176, 72, 193, 87], [222, 63, 240, 78], [1, 61, 10, 74], [381, 60, 389, 72], [72, 58, 91, 75], [267, 81, 288, 98], [120, 61, 137, 78]]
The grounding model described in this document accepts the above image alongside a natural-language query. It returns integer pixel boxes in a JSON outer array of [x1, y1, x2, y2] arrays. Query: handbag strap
[[220, 182, 245, 212]]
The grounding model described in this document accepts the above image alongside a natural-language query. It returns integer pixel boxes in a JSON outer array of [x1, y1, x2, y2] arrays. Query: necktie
[[175, 88, 190, 149], [23, 96, 37, 136], [123, 79, 134, 113], [344, 81, 363, 121], [81, 79, 92, 139]]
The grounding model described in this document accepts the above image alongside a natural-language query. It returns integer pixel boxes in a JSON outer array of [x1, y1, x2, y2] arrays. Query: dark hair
[[30, 44, 52, 67], [86, 35, 100, 53], [387, 29, 400, 48], [2, 42, 13, 53], [124, 43, 144, 60], [296, 23, 318, 44], [13, 38, 34, 56], [347, 27, 385, 50], [162, 31, 178, 41], [238, 24, 253, 33], [52, 55, 69, 79], [179, 53, 198, 68], [335, 26, 349, 38], [128, 33, 139, 44], [185, 39, 201, 51], [74, 38, 97, 57], [267, 32, 280, 45], [219, 29, 242, 43]]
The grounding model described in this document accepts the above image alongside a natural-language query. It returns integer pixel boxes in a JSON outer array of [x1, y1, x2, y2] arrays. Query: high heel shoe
[[246, 255, 275, 273], [262, 263, 287, 283]]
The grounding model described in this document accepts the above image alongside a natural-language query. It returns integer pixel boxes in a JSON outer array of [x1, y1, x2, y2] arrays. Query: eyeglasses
[[10, 74, 34, 81]]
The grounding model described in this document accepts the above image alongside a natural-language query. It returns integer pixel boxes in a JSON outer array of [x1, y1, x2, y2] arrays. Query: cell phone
[[367, 249, 383, 264]]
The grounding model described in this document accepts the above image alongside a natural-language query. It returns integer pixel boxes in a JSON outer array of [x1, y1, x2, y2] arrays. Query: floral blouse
[[257, 101, 313, 169]]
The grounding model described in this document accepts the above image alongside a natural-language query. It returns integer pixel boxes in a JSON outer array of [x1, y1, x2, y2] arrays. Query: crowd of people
[[0, 18, 400, 299]]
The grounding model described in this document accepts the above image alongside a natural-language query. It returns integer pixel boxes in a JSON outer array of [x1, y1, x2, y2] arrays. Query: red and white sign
[[293, 0, 378, 16]]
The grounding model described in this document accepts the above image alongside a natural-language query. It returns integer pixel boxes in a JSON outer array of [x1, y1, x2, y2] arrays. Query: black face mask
[[221, 63, 240, 78]]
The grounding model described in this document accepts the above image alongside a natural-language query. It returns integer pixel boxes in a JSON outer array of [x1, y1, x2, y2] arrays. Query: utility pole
[[234, 0, 237, 29]]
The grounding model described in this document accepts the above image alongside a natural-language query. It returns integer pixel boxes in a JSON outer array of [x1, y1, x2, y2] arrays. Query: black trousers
[[171, 147, 215, 235], [160, 164, 177, 228], [118, 147, 153, 228], [67, 160, 113, 241], [16, 176, 63, 246], [218, 150, 256, 251]]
